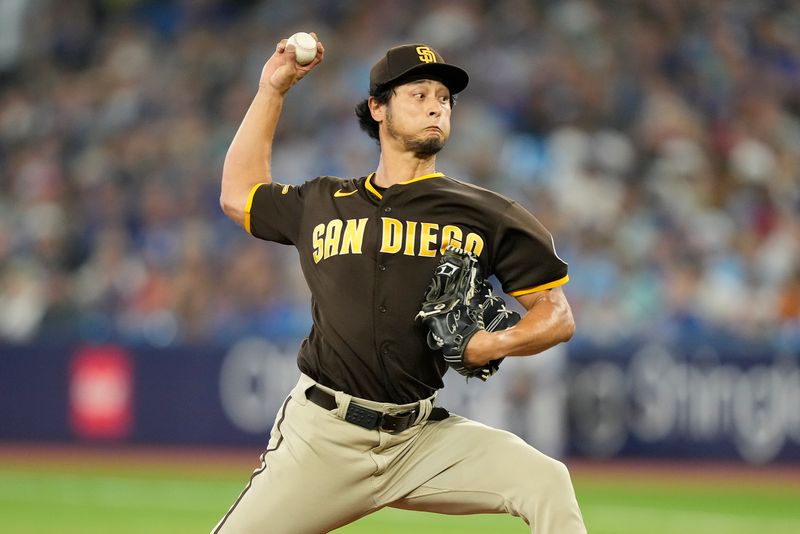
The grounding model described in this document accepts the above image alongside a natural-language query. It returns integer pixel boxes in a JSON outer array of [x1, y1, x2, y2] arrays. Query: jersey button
[[378, 305, 387, 313], [378, 264, 387, 271], [384, 207, 392, 213]]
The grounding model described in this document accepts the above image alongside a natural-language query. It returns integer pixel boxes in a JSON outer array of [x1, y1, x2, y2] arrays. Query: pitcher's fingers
[[284, 42, 297, 61], [302, 42, 324, 69]]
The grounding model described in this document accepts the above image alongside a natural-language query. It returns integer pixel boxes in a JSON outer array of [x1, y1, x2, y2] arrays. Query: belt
[[307, 385, 448, 433]]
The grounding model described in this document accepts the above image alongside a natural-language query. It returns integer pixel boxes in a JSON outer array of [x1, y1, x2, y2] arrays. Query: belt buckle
[[344, 403, 417, 433], [344, 402, 381, 430], [379, 410, 415, 433]]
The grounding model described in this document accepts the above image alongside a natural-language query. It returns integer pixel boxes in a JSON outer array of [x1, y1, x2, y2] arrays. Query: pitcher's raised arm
[[219, 33, 324, 227]]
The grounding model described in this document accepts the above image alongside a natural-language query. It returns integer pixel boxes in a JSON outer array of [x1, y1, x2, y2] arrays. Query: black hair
[[355, 85, 394, 145], [354, 81, 457, 145]]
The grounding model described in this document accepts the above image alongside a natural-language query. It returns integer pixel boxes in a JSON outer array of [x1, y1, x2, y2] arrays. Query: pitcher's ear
[[369, 97, 386, 122]]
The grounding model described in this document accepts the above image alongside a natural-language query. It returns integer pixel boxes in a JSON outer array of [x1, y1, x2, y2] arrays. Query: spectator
[[0, 0, 798, 350]]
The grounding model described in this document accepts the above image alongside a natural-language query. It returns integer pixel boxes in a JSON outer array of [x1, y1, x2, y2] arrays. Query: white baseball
[[286, 32, 317, 65]]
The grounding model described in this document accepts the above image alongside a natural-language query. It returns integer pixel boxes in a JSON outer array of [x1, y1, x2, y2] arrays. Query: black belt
[[307, 385, 448, 433]]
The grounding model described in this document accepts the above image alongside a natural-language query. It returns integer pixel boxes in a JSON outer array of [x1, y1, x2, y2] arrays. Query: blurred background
[[0, 0, 799, 532], [2, 0, 800, 354]]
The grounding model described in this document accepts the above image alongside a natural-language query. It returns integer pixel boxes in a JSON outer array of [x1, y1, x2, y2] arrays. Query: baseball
[[286, 32, 317, 65]]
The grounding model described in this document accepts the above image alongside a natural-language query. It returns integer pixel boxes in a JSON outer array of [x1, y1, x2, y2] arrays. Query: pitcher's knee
[[549, 459, 574, 491], [508, 458, 584, 532], [525, 457, 573, 497], [510, 456, 576, 510]]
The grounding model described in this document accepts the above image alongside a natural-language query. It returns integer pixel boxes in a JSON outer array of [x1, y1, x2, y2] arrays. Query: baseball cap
[[369, 44, 469, 95]]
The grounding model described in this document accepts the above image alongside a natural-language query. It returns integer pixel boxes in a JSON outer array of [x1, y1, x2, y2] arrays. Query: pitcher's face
[[381, 79, 452, 158]]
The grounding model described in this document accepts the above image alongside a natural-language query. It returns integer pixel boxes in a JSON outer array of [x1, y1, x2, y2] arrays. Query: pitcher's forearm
[[489, 301, 574, 356], [465, 288, 575, 366], [220, 86, 285, 224]]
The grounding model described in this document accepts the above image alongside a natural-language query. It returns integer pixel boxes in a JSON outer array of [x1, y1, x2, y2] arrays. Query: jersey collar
[[364, 172, 445, 200]]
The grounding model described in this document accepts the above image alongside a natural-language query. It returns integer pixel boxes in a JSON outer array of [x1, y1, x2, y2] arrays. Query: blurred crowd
[[0, 0, 798, 351]]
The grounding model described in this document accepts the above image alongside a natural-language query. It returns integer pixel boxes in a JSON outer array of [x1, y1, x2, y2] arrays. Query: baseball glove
[[416, 246, 521, 381], [475, 279, 521, 379]]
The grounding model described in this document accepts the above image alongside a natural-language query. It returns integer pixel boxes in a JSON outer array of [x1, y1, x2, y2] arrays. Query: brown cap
[[369, 44, 469, 95]]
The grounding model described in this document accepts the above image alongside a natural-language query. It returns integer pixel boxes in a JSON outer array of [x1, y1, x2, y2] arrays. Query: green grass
[[573, 478, 800, 534], [1, 459, 798, 533]]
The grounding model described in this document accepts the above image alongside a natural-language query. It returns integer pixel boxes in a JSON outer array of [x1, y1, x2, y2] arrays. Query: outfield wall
[[566, 339, 800, 464], [1, 337, 798, 464]]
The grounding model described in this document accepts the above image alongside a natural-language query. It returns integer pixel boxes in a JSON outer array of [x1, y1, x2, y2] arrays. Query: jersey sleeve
[[245, 181, 305, 245], [492, 201, 569, 297]]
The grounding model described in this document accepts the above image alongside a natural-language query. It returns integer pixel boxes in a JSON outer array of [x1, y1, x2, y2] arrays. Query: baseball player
[[214, 33, 586, 533]]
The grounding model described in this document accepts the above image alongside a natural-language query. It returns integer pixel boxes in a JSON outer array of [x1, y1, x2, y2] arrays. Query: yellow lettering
[[403, 221, 418, 256], [440, 225, 463, 253], [324, 219, 343, 259], [464, 233, 485, 256], [380, 217, 403, 253], [313, 217, 482, 262], [312, 223, 325, 263], [340, 218, 367, 255], [419, 222, 439, 257]]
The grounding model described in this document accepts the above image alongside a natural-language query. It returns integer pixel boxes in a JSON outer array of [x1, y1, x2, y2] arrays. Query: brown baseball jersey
[[246, 172, 568, 404]]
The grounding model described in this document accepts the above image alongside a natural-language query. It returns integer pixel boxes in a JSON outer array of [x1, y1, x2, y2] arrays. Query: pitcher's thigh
[[213, 397, 379, 534], [392, 416, 585, 533]]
